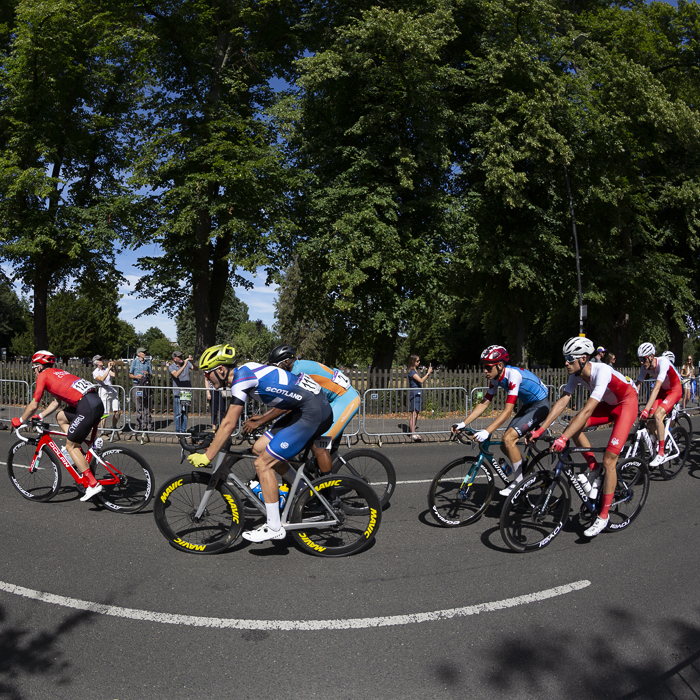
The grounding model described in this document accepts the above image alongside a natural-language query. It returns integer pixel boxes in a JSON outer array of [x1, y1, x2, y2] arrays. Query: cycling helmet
[[562, 337, 595, 358], [268, 344, 296, 366], [31, 350, 56, 366], [637, 342, 656, 359], [661, 350, 676, 364], [198, 344, 236, 371], [480, 345, 509, 364]]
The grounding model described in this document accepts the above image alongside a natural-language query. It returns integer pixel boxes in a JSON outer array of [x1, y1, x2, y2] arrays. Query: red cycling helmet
[[31, 350, 56, 366], [480, 345, 509, 364]]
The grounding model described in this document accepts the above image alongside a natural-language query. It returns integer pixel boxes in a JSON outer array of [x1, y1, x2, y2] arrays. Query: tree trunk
[[33, 272, 50, 351]]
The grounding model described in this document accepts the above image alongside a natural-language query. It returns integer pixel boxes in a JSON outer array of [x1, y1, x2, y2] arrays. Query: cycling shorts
[[507, 398, 550, 437], [322, 388, 361, 442], [62, 391, 105, 444], [584, 392, 638, 455], [264, 396, 333, 461], [651, 385, 682, 415]]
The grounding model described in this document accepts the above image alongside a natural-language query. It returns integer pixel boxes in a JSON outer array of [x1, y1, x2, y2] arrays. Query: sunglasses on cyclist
[[203, 367, 222, 379], [564, 355, 581, 364]]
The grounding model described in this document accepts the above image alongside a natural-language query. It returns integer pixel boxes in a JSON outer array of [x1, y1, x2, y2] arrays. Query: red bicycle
[[7, 420, 154, 513]]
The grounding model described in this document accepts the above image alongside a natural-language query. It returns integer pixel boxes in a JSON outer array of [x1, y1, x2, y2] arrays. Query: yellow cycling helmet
[[199, 344, 236, 371]]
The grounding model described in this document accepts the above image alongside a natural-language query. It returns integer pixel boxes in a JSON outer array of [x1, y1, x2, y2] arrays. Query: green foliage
[[176, 285, 249, 356], [149, 336, 174, 361], [0, 0, 142, 347], [0, 279, 29, 352], [232, 320, 279, 364]]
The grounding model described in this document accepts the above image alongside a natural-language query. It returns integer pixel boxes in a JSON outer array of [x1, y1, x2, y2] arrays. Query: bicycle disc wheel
[[427, 457, 494, 527], [95, 447, 154, 513], [499, 472, 571, 553], [659, 427, 689, 480], [153, 472, 244, 554], [332, 449, 396, 509], [7, 441, 61, 502], [606, 457, 649, 531], [290, 475, 381, 557]]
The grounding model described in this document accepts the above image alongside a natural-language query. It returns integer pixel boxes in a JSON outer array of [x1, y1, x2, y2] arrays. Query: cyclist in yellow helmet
[[188, 344, 332, 543]]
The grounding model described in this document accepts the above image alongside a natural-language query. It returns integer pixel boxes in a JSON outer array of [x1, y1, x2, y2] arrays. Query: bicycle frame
[[192, 449, 344, 532], [623, 411, 681, 463], [462, 433, 540, 486], [14, 424, 122, 488]]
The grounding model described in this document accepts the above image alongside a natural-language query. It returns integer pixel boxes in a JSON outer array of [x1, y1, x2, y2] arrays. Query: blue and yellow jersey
[[291, 360, 354, 403]]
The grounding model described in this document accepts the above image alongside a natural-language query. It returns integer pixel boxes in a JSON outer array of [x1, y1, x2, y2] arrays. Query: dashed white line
[[0, 579, 591, 631]]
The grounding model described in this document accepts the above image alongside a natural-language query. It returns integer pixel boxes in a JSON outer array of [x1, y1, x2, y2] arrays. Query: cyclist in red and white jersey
[[528, 337, 639, 538], [11, 351, 105, 501], [636, 343, 683, 467]]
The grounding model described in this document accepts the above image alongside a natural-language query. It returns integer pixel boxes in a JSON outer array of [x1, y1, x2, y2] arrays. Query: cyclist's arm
[[530, 393, 571, 436], [243, 407, 286, 433], [39, 399, 61, 420], [202, 402, 244, 462], [485, 402, 515, 434], [643, 380, 663, 413], [562, 395, 599, 440], [461, 398, 491, 426], [18, 398, 41, 424]]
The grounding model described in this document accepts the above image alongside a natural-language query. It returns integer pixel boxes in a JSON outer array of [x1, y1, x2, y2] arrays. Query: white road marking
[[0, 579, 590, 631]]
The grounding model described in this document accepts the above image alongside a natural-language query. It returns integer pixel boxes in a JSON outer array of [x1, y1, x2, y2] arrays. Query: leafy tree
[[176, 285, 249, 356], [0, 0, 142, 348], [286, 1, 468, 368], [232, 320, 278, 364], [149, 336, 173, 360], [273, 260, 326, 362], [130, 0, 303, 356], [0, 278, 29, 352], [137, 326, 169, 351]]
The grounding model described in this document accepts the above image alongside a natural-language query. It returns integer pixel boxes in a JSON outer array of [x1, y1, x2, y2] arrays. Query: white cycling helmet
[[637, 342, 656, 358], [563, 336, 595, 358], [661, 350, 675, 364]]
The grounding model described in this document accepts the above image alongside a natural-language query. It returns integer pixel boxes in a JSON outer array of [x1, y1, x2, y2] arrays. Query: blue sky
[[117, 246, 278, 341]]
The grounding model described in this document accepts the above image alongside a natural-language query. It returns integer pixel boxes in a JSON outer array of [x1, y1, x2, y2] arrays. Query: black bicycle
[[427, 428, 553, 527], [499, 439, 649, 552]]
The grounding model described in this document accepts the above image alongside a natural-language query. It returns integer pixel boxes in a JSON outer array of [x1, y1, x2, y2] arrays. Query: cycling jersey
[[290, 360, 361, 441], [637, 356, 682, 393], [485, 366, 549, 406], [564, 363, 638, 455], [291, 360, 353, 402], [563, 363, 636, 405], [33, 368, 97, 406], [230, 363, 323, 409]]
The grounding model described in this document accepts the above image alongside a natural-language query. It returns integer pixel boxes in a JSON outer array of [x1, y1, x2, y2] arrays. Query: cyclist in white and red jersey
[[11, 351, 105, 501], [636, 342, 683, 467], [452, 345, 550, 497], [528, 337, 639, 538]]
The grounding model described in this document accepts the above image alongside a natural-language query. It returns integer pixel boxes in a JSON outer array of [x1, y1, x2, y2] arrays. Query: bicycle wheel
[[7, 441, 61, 502], [427, 457, 494, 527], [153, 472, 244, 554], [676, 411, 693, 443], [606, 457, 649, 531], [332, 449, 396, 509], [290, 475, 381, 557], [659, 426, 689, 480], [95, 447, 154, 513], [499, 472, 571, 553]]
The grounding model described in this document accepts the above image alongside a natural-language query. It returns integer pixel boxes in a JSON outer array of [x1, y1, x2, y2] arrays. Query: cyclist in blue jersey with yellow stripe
[[244, 345, 361, 476], [451, 345, 550, 497], [187, 344, 332, 544]]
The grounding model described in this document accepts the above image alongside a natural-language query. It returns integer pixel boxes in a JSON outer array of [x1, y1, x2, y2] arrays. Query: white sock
[[511, 459, 523, 483], [265, 502, 281, 531]]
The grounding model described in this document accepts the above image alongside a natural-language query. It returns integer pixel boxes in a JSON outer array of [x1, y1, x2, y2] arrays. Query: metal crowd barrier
[[362, 387, 468, 441], [0, 379, 31, 426], [125, 385, 241, 439]]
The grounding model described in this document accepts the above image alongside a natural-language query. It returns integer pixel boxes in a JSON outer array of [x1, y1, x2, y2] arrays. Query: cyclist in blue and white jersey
[[243, 345, 361, 476], [451, 345, 550, 496], [187, 344, 332, 543]]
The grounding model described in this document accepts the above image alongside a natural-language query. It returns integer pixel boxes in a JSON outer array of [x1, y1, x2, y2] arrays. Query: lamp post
[[557, 34, 588, 335]]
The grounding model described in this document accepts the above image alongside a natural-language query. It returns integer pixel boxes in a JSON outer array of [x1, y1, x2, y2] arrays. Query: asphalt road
[[1, 419, 700, 700]]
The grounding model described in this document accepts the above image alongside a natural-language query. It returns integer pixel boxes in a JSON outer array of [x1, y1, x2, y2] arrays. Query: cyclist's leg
[[503, 400, 550, 477], [65, 393, 105, 494], [316, 391, 361, 474]]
